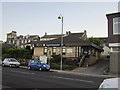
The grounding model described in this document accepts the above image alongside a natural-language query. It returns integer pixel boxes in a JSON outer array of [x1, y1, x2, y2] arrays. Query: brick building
[[106, 12, 120, 74]]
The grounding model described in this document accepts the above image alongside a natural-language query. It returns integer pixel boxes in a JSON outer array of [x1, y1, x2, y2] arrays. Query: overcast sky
[[1, 1, 119, 41]]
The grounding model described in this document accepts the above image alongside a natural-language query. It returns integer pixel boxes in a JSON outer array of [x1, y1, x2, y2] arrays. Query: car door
[[34, 61, 39, 70], [30, 61, 35, 69], [3, 58, 10, 66]]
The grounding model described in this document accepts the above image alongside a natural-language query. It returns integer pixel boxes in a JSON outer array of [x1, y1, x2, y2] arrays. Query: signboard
[[39, 56, 47, 64], [42, 44, 64, 47]]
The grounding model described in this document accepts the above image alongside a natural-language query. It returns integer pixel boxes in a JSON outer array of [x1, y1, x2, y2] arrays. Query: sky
[[1, 1, 119, 41]]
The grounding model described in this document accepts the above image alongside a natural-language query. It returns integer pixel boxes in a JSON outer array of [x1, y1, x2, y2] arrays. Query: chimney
[[68, 31, 71, 34], [84, 30, 87, 34], [45, 32, 47, 35], [66, 31, 71, 35], [66, 31, 69, 35]]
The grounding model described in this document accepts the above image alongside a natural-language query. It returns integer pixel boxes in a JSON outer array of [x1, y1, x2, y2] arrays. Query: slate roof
[[31, 34, 103, 52], [69, 32, 84, 38], [41, 34, 63, 38], [40, 32, 84, 39]]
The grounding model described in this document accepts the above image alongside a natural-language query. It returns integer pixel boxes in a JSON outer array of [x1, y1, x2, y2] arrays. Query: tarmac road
[[2, 66, 105, 89]]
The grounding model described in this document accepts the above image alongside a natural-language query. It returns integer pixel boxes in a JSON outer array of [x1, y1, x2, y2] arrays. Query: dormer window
[[113, 17, 120, 35]]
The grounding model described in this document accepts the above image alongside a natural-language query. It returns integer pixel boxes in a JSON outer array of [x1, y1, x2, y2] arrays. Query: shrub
[[51, 54, 61, 63], [50, 62, 78, 71]]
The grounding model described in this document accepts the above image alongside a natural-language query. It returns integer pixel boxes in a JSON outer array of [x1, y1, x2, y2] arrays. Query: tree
[[87, 37, 103, 48]]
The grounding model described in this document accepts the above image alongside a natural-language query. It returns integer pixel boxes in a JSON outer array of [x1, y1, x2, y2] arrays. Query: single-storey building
[[32, 33, 103, 67]]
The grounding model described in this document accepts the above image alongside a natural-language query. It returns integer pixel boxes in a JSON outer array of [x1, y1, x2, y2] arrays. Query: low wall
[[88, 55, 97, 66], [110, 52, 120, 75]]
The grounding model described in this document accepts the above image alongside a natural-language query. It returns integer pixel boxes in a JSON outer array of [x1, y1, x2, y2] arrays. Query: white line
[[50, 76, 94, 83], [11, 70, 34, 75]]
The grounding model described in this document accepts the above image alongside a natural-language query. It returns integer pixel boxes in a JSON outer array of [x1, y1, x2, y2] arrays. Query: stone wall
[[110, 52, 120, 75]]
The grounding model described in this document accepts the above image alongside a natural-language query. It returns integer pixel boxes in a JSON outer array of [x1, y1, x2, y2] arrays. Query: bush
[[62, 65, 78, 71], [50, 62, 78, 71], [50, 63, 60, 70], [63, 58, 79, 66], [51, 54, 61, 63]]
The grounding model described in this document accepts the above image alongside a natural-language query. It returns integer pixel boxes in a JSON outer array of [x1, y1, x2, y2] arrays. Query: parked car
[[98, 78, 120, 89], [28, 60, 50, 71], [2, 58, 20, 67]]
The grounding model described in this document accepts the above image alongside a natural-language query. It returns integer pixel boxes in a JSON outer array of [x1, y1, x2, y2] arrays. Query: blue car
[[28, 60, 50, 71]]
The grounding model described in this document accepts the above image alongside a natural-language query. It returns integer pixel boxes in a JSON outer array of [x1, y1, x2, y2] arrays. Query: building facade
[[6, 31, 40, 48], [106, 12, 120, 74], [32, 31, 103, 67]]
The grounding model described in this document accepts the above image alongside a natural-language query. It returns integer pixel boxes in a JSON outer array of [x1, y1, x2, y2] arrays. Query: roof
[[69, 32, 84, 38], [40, 32, 84, 39], [41, 34, 63, 38], [16, 35, 40, 39], [7, 31, 17, 35], [31, 34, 103, 52], [106, 12, 120, 19], [106, 12, 120, 16]]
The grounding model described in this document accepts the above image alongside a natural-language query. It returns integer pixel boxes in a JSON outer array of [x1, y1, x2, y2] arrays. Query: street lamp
[[58, 14, 63, 71]]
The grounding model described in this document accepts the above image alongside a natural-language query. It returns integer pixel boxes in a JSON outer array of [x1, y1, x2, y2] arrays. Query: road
[[2, 66, 105, 89]]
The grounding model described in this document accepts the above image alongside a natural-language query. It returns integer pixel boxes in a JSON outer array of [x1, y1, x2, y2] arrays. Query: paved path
[[72, 58, 109, 75]]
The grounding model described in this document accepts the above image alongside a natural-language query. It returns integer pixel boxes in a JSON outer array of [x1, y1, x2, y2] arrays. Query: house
[[6, 31, 40, 48], [106, 12, 120, 74], [40, 30, 87, 41], [32, 31, 103, 67]]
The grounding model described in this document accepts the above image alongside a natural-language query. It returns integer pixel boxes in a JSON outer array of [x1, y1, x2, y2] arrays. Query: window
[[112, 47, 120, 52], [21, 40, 24, 43], [52, 47, 56, 54], [44, 47, 47, 55], [28, 40, 31, 43], [25, 40, 27, 43], [66, 48, 73, 53], [113, 17, 120, 35], [57, 48, 61, 53], [62, 47, 66, 55]]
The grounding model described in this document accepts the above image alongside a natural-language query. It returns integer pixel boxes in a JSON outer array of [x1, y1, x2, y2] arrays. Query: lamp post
[[58, 14, 63, 71]]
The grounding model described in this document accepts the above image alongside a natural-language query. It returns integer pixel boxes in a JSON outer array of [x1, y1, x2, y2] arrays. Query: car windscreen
[[10, 59, 17, 62], [40, 61, 45, 64], [34, 61, 45, 64]]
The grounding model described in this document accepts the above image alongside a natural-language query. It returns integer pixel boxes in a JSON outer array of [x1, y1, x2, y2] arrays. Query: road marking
[[11, 70, 34, 75], [50, 76, 94, 83]]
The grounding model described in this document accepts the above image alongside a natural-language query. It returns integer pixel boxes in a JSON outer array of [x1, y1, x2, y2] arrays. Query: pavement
[[19, 58, 119, 78], [19, 65, 118, 78]]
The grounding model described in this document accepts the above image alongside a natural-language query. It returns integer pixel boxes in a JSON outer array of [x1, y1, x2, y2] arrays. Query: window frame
[[113, 17, 120, 35]]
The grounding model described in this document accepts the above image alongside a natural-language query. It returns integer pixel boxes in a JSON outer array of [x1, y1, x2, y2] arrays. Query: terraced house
[[6, 31, 40, 48]]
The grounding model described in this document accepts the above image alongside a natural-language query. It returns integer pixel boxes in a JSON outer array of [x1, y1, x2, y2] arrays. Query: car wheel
[[2, 63, 5, 67], [28, 66, 31, 70], [47, 69, 50, 71], [10, 65, 12, 68], [39, 67, 42, 71]]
